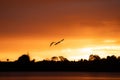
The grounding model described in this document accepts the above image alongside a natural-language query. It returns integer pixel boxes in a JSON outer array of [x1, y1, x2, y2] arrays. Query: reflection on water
[[0, 72, 120, 80]]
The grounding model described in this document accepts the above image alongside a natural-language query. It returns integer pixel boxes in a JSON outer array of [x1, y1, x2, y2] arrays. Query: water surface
[[0, 72, 120, 80]]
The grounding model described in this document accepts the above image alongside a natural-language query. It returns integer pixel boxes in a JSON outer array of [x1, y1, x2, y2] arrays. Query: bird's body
[[55, 41, 60, 45]]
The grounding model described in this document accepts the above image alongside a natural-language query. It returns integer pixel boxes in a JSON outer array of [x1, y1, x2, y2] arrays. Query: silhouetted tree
[[118, 56, 120, 60], [51, 56, 58, 61], [7, 59, 9, 62], [78, 59, 84, 62], [107, 55, 117, 63], [89, 54, 100, 61], [107, 55, 116, 60], [17, 54, 30, 63], [59, 56, 68, 61], [43, 58, 51, 61], [31, 59, 35, 63]]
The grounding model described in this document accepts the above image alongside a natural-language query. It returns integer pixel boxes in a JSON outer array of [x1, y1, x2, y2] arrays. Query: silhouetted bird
[[50, 39, 64, 47]]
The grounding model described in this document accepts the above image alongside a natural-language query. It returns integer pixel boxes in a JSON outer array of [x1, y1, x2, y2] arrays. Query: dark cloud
[[0, 0, 120, 38]]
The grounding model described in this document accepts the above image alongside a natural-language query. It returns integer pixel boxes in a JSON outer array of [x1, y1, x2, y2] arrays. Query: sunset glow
[[0, 0, 120, 61]]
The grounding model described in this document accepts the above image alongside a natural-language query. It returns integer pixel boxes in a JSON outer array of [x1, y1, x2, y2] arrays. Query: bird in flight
[[50, 39, 64, 47]]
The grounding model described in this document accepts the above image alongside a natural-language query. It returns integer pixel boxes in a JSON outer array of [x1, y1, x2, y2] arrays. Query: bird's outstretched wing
[[60, 39, 64, 42], [55, 39, 64, 45], [50, 42, 55, 47]]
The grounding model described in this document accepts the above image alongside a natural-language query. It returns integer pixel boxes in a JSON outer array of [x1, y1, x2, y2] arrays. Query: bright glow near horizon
[[60, 46, 120, 61], [30, 46, 120, 61], [0, 45, 120, 61]]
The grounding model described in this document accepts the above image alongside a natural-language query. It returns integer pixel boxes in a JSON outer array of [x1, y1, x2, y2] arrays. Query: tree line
[[0, 54, 120, 72], [15, 54, 120, 63]]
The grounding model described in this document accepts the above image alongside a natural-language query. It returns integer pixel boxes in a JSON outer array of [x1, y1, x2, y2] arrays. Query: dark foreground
[[1, 54, 120, 72], [0, 60, 120, 72]]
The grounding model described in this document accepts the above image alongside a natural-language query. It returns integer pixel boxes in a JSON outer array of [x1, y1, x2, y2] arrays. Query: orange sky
[[0, 0, 120, 61]]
